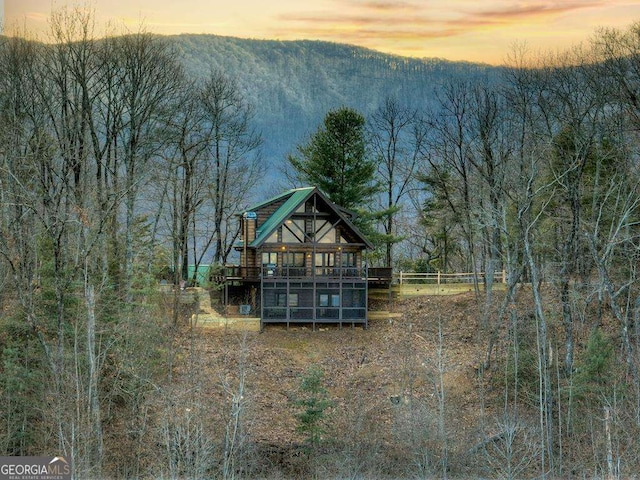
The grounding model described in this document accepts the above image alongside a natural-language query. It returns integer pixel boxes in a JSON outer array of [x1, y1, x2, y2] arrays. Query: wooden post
[[400, 271, 403, 285], [502, 269, 507, 283], [437, 271, 441, 285]]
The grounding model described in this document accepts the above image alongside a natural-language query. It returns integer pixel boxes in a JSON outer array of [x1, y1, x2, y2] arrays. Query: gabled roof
[[242, 186, 373, 249], [251, 188, 315, 247]]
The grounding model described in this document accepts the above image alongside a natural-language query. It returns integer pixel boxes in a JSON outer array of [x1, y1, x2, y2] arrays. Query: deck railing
[[264, 266, 367, 279], [224, 265, 393, 282], [222, 266, 503, 285]]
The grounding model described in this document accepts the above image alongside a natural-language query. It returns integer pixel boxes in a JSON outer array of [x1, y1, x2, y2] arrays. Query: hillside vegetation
[[100, 289, 634, 479]]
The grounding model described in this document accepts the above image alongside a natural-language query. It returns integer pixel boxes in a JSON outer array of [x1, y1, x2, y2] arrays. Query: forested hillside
[[3, 8, 640, 479], [169, 34, 496, 170]]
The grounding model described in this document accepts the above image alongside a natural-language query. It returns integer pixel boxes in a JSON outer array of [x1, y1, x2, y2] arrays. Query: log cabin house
[[223, 187, 392, 329]]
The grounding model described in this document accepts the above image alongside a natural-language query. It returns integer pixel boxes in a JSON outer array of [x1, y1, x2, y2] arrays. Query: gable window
[[266, 230, 279, 243], [282, 219, 305, 243], [305, 201, 318, 213], [316, 220, 337, 243]]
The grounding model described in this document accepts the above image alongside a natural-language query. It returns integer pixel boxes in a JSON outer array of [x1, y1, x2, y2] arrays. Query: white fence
[[395, 270, 506, 285]]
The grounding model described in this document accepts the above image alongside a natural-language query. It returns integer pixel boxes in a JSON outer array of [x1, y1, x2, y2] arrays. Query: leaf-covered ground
[[176, 292, 510, 476]]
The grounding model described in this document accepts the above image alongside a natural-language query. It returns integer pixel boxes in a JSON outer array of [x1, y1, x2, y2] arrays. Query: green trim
[[251, 188, 314, 247]]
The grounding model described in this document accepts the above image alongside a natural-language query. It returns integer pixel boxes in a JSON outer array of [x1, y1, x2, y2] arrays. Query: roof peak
[[286, 186, 316, 194]]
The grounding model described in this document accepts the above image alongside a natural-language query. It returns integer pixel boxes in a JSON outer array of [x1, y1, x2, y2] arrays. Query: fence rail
[[395, 270, 506, 285]]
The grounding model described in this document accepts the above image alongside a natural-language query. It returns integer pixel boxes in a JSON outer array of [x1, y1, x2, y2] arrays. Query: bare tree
[[483, 414, 539, 480], [0, 11, 189, 476], [111, 30, 183, 299], [369, 96, 425, 268], [220, 332, 252, 480], [502, 47, 557, 477], [200, 70, 263, 265], [153, 77, 211, 313], [422, 81, 479, 275]]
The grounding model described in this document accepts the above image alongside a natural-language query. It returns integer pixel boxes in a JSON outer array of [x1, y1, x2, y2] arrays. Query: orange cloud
[[359, 1, 420, 12], [456, 1, 605, 26], [267, 0, 629, 63], [274, 0, 610, 42]]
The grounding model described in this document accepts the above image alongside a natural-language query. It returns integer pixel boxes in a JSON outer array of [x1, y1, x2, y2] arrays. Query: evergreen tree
[[288, 107, 377, 210], [295, 365, 333, 450]]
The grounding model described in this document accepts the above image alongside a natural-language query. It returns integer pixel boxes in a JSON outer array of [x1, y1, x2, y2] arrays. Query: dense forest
[[2, 6, 640, 479]]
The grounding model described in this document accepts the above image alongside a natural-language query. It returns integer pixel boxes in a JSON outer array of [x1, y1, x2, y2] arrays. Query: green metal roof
[[244, 187, 314, 213], [250, 187, 315, 247]]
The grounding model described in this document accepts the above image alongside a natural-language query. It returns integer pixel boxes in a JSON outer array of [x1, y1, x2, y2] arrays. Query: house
[[223, 187, 391, 330]]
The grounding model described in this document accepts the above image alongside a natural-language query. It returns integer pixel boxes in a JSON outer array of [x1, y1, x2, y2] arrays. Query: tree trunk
[[86, 284, 103, 475]]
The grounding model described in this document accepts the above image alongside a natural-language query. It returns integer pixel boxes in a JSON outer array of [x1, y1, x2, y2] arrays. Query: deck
[[223, 265, 393, 284]]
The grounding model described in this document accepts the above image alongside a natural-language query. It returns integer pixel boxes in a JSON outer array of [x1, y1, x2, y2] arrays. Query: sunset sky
[[4, 0, 640, 64]]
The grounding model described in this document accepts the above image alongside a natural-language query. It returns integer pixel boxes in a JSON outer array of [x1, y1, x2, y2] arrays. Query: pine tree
[[295, 365, 333, 450], [288, 107, 377, 210]]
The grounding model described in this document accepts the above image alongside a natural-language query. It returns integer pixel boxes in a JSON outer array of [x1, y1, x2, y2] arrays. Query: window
[[315, 252, 336, 276], [350, 290, 363, 307], [341, 252, 356, 267], [283, 252, 305, 267], [331, 294, 340, 307], [276, 293, 287, 307], [318, 293, 339, 307], [289, 293, 299, 307], [262, 252, 278, 266], [315, 252, 335, 275], [319, 294, 329, 307], [276, 292, 298, 307], [315, 252, 335, 267]]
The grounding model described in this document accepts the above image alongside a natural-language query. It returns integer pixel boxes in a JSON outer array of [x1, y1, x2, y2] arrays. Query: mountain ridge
[[167, 34, 499, 183]]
